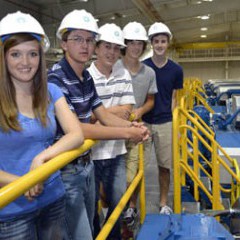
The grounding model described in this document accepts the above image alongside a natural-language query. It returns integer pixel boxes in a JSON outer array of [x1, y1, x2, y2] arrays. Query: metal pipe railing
[[96, 143, 146, 240], [0, 139, 97, 209], [173, 106, 240, 213]]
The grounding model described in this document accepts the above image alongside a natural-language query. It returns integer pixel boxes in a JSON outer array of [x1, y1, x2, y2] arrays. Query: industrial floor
[[144, 152, 174, 214]]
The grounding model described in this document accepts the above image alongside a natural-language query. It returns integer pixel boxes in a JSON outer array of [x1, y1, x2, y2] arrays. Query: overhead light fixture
[[201, 27, 208, 31], [196, 15, 210, 20], [201, 34, 207, 38], [201, 15, 210, 20]]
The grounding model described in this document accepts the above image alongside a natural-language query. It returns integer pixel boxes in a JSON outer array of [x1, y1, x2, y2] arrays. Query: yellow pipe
[[0, 139, 97, 209], [138, 143, 146, 224], [173, 106, 231, 212], [96, 169, 144, 240], [211, 141, 223, 210], [180, 161, 213, 202], [96, 142, 146, 239], [188, 110, 214, 135], [193, 135, 199, 201], [173, 108, 181, 213]]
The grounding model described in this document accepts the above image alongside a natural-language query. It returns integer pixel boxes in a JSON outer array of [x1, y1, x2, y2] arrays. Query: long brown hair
[[0, 33, 48, 132]]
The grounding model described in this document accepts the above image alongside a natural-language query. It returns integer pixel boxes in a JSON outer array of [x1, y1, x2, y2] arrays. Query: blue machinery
[[136, 79, 240, 240], [137, 214, 234, 240]]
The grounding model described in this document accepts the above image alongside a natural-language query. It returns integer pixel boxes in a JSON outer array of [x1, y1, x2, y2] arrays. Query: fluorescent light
[[196, 15, 210, 20], [201, 34, 207, 38], [201, 15, 210, 20], [201, 27, 208, 31]]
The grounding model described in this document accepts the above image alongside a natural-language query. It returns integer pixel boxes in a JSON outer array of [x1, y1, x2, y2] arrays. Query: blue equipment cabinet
[[137, 214, 234, 240]]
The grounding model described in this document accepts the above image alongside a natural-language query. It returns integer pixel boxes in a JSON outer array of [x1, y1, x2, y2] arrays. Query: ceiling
[[1, 0, 240, 48]]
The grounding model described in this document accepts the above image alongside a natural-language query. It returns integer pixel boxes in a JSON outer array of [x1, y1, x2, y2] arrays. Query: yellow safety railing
[[96, 143, 146, 240], [0, 139, 97, 208], [0, 122, 146, 240], [173, 106, 240, 213]]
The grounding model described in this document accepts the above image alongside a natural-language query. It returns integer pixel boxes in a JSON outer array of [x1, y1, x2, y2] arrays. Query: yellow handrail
[[0, 140, 146, 240], [96, 143, 146, 240], [173, 106, 240, 213], [0, 139, 97, 209]]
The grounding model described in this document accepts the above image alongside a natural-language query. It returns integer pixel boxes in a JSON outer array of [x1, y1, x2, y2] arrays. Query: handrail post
[[211, 141, 221, 210], [193, 134, 199, 201], [173, 107, 181, 213], [139, 143, 146, 224]]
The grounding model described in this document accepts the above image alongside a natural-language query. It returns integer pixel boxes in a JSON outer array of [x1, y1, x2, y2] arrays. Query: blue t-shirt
[[142, 58, 183, 124], [0, 83, 65, 221]]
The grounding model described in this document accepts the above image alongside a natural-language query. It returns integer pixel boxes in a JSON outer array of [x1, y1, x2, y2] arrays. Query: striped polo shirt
[[48, 57, 102, 140], [88, 61, 135, 160]]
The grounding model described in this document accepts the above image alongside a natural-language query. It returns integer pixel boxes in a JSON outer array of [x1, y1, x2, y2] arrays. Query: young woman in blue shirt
[[0, 11, 84, 240]]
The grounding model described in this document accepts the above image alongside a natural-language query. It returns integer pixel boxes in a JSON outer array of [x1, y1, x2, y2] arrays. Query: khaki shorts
[[144, 122, 173, 169], [125, 142, 146, 184]]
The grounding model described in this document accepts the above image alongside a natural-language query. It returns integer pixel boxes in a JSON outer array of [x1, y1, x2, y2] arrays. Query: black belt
[[71, 152, 91, 165]]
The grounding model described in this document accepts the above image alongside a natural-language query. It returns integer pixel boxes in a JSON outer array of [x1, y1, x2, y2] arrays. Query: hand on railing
[[24, 183, 43, 201], [24, 152, 50, 201], [127, 113, 150, 144], [131, 108, 143, 121]]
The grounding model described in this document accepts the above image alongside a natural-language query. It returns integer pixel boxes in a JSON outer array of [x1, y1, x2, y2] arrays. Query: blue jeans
[[61, 160, 95, 240], [0, 197, 65, 240], [93, 155, 126, 240]]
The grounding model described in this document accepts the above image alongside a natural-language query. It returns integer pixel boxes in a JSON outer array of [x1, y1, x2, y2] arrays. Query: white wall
[[179, 61, 240, 84]]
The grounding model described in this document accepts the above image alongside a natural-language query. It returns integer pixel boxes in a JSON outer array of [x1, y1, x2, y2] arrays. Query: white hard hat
[[98, 23, 125, 47], [148, 22, 172, 40], [57, 9, 98, 39], [0, 11, 50, 52], [123, 22, 148, 41]]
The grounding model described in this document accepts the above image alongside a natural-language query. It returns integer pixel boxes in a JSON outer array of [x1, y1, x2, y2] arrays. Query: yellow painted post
[[181, 117, 187, 186], [138, 143, 146, 224], [211, 141, 222, 210], [193, 134, 199, 201], [96, 170, 143, 240], [173, 108, 181, 213]]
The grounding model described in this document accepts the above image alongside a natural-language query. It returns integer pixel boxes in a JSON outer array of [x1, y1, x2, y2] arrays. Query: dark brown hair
[[121, 40, 147, 56]]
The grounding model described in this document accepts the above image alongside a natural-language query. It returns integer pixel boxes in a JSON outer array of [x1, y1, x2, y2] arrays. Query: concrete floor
[[144, 152, 174, 214]]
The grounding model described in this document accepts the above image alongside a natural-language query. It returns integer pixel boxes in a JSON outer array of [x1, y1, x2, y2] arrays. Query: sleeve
[[119, 70, 136, 106], [48, 72, 75, 111], [148, 67, 158, 95], [174, 65, 184, 90], [47, 83, 64, 104], [88, 76, 103, 111]]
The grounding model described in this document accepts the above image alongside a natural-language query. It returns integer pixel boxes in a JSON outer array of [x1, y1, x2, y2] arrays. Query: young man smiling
[[87, 23, 134, 240], [143, 22, 183, 215], [48, 10, 149, 240], [118, 21, 158, 228]]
